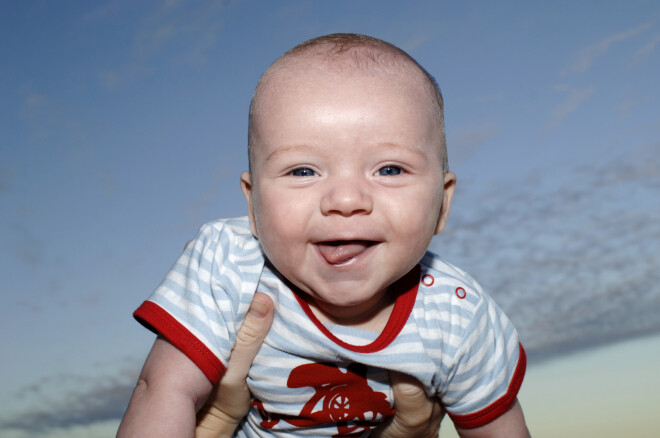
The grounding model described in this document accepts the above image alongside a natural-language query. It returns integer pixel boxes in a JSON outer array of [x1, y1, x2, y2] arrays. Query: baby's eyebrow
[[265, 144, 316, 162], [368, 142, 433, 162], [264, 141, 430, 163], [377, 141, 427, 155]]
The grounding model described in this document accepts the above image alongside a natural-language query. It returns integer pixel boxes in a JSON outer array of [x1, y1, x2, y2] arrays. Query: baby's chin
[[303, 286, 394, 325]]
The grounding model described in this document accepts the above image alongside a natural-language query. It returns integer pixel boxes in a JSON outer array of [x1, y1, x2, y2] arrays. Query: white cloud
[[564, 22, 651, 74], [544, 85, 595, 131], [81, 0, 131, 23], [634, 33, 660, 59], [447, 123, 499, 163], [11, 223, 44, 266], [400, 33, 432, 52], [97, 0, 229, 89], [17, 89, 68, 140], [617, 95, 650, 119], [19, 91, 51, 122]]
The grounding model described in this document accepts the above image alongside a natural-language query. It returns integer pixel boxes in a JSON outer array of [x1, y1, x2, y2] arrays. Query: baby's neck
[[305, 290, 397, 333]]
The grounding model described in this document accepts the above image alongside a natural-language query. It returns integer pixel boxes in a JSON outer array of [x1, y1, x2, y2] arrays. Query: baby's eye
[[290, 167, 316, 177], [377, 165, 403, 176]]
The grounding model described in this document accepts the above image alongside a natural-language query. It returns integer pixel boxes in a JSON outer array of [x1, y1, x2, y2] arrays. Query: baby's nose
[[320, 179, 373, 217]]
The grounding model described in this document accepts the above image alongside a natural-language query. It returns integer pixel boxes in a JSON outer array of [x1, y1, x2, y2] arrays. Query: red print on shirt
[[253, 362, 394, 437]]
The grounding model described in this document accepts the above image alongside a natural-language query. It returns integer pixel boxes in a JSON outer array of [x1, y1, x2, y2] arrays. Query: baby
[[119, 33, 529, 437]]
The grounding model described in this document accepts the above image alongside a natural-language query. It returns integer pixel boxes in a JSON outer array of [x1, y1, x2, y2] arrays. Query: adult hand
[[196, 292, 275, 438], [371, 372, 445, 438]]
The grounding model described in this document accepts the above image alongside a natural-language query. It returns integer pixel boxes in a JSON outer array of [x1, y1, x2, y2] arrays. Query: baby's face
[[242, 64, 455, 324]]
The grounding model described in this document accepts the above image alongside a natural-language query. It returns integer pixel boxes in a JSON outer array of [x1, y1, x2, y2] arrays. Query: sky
[[1, 1, 659, 436]]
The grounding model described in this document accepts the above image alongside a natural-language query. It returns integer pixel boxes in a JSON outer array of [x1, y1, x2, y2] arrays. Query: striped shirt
[[135, 217, 525, 436]]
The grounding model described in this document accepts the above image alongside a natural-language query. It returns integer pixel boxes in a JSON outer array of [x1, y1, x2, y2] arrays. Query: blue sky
[[1, 1, 659, 436]]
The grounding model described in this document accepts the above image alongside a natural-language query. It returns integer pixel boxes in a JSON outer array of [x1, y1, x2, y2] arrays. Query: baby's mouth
[[316, 240, 377, 265]]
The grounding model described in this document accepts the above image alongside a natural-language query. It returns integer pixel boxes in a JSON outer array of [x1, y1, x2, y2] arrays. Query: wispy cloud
[[563, 22, 651, 74], [10, 223, 44, 266], [634, 33, 660, 59], [433, 142, 660, 362], [0, 369, 138, 436], [544, 85, 595, 131], [81, 0, 131, 23], [617, 95, 650, 119], [97, 0, 230, 89], [400, 33, 432, 52], [448, 123, 499, 163], [17, 90, 59, 140]]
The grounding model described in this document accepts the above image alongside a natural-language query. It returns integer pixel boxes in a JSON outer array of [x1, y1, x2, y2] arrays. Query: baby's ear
[[240, 171, 259, 238], [434, 172, 456, 235]]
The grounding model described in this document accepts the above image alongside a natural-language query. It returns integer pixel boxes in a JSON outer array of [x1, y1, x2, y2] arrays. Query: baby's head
[[241, 34, 456, 324]]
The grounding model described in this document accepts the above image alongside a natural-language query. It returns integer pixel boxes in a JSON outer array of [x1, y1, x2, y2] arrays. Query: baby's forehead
[[256, 49, 434, 116], [252, 63, 441, 156]]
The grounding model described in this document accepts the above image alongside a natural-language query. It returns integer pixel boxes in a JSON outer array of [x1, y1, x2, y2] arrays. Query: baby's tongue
[[318, 241, 370, 264]]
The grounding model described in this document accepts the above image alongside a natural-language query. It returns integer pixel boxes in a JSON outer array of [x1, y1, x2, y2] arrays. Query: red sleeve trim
[[449, 343, 527, 429], [292, 265, 420, 353], [133, 301, 226, 383]]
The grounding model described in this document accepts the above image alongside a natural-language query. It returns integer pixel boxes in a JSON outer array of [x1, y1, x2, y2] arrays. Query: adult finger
[[196, 293, 274, 438], [372, 372, 444, 438], [222, 292, 274, 383]]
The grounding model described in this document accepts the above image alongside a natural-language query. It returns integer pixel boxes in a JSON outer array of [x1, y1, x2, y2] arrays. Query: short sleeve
[[440, 292, 526, 429], [133, 218, 264, 383]]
